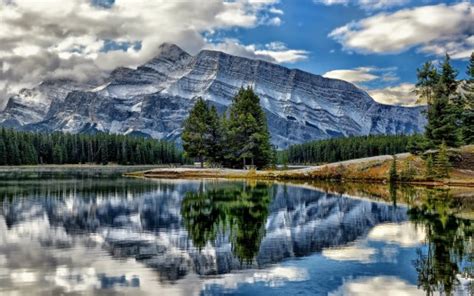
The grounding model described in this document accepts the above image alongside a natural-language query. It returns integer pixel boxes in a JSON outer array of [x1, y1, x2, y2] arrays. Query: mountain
[[0, 43, 426, 148]]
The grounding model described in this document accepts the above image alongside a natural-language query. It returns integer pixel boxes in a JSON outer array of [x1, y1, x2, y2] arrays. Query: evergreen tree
[[225, 87, 272, 169], [461, 52, 474, 144], [438, 54, 458, 97], [182, 98, 210, 167], [415, 61, 439, 104], [434, 141, 450, 178], [426, 93, 458, 147], [204, 106, 224, 165], [284, 134, 416, 164], [0, 138, 6, 165], [425, 155, 435, 180], [0, 128, 184, 165], [52, 144, 64, 164], [424, 54, 459, 148]]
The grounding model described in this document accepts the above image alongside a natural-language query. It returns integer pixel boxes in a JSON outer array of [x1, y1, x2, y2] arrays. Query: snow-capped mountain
[[0, 43, 426, 148]]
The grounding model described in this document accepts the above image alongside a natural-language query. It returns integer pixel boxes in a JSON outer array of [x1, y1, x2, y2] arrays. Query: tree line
[[0, 128, 185, 165], [280, 134, 417, 165], [182, 87, 273, 169]]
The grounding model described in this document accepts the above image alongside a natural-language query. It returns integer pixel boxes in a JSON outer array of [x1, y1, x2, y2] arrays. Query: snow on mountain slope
[[0, 43, 426, 148]]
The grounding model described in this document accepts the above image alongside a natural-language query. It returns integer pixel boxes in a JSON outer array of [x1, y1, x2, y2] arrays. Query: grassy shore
[[126, 146, 474, 187]]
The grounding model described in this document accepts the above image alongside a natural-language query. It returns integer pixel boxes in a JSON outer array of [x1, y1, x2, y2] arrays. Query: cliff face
[[0, 43, 426, 148]]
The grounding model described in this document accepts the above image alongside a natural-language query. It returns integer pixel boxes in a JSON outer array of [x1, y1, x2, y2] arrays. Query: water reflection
[[182, 183, 271, 263], [408, 189, 473, 295], [0, 171, 472, 295]]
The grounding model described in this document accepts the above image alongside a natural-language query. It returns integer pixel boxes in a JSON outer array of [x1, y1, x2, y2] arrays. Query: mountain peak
[[156, 42, 189, 58]]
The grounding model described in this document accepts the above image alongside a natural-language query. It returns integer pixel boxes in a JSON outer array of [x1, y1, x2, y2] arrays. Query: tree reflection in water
[[181, 182, 271, 264], [408, 189, 473, 295]]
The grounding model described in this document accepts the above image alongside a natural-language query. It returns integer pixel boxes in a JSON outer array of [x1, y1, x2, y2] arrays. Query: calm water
[[0, 170, 472, 295]]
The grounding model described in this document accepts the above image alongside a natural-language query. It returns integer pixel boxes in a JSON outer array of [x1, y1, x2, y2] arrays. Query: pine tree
[[434, 141, 450, 178], [182, 98, 210, 167], [461, 52, 474, 144], [424, 54, 459, 148], [226, 87, 272, 169], [425, 155, 435, 180], [415, 61, 439, 104], [204, 105, 224, 165], [0, 138, 6, 165], [438, 54, 458, 96], [52, 144, 63, 164]]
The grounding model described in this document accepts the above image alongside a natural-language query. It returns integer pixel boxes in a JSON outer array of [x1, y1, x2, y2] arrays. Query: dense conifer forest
[[279, 134, 418, 164], [0, 128, 185, 165]]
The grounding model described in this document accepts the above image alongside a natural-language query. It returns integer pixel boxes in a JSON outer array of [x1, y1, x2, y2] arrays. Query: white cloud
[[329, 276, 425, 296], [0, 0, 294, 108], [204, 266, 309, 289], [322, 67, 422, 106], [323, 66, 398, 84], [322, 245, 377, 263], [367, 83, 421, 106], [367, 222, 426, 247], [314, 0, 409, 10], [323, 67, 379, 83], [206, 39, 309, 64], [329, 2, 474, 58]]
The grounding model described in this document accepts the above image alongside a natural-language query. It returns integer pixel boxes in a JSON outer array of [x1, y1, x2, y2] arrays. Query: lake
[[0, 169, 472, 295]]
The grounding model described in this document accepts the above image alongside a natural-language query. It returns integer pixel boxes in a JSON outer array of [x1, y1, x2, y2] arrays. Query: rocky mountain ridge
[[0, 43, 426, 148]]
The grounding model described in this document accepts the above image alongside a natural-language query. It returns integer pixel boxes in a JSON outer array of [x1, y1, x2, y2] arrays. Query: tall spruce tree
[[226, 87, 272, 169], [415, 61, 439, 104], [461, 52, 474, 144], [204, 106, 224, 165], [435, 141, 450, 178], [182, 97, 209, 167], [438, 54, 458, 96], [423, 54, 459, 147]]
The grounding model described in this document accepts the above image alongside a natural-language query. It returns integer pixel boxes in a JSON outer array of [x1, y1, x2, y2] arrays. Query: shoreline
[[125, 152, 474, 188], [125, 168, 474, 188]]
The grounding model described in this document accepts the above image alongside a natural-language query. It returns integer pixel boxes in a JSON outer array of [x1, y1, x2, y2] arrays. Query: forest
[[280, 134, 419, 165], [0, 128, 185, 165]]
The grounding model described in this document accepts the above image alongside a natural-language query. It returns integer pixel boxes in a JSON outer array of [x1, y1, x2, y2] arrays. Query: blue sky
[[0, 0, 472, 107], [214, 0, 473, 104]]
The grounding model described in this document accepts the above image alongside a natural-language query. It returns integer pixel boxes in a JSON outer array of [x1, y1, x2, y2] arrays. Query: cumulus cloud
[[0, 0, 302, 108], [367, 83, 420, 106], [323, 67, 421, 106], [206, 39, 309, 64], [329, 2, 474, 58], [314, 0, 409, 10]]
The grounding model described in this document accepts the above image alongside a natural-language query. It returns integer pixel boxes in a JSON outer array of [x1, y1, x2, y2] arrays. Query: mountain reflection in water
[[0, 171, 472, 295]]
